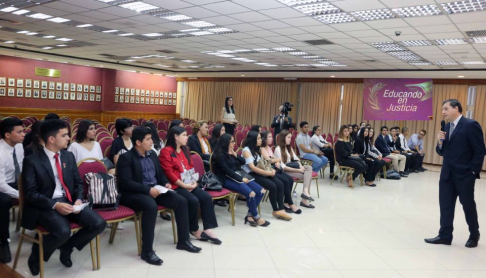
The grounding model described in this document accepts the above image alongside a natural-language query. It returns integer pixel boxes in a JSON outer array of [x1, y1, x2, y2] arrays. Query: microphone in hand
[[439, 120, 445, 143]]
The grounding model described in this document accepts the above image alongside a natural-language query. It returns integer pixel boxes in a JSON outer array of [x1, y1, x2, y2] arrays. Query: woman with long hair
[[187, 121, 211, 162], [159, 126, 221, 244], [220, 96, 238, 135], [110, 118, 133, 165], [260, 130, 301, 213], [335, 125, 365, 188], [24, 120, 44, 157], [367, 127, 387, 173], [68, 120, 103, 163], [169, 119, 184, 131], [143, 121, 165, 156], [350, 124, 359, 145], [212, 134, 269, 227], [241, 131, 292, 221], [209, 124, 225, 150], [274, 130, 315, 208], [353, 127, 379, 187]]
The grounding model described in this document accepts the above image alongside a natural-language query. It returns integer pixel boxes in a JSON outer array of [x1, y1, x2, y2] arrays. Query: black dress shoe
[[200, 232, 222, 245], [159, 212, 171, 221], [421, 167, 428, 171], [214, 199, 227, 207], [399, 172, 408, 178], [300, 202, 315, 209], [28, 251, 40, 276], [141, 251, 163, 265], [0, 241, 12, 263], [366, 183, 377, 187], [284, 206, 294, 214], [59, 248, 73, 268], [424, 236, 451, 245], [466, 238, 479, 248], [300, 193, 315, 202], [176, 240, 202, 253]]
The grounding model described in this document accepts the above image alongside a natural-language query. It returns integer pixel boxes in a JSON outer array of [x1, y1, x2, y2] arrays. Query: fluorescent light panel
[[441, 0, 486, 14], [471, 37, 486, 43], [27, 13, 52, 19], [143, 33, 163, 37], [12, 9, 29, 15], [435, 38, 468, 45], [102, 30, 119, 33], [314, 13, 356, 24], [76, 24, 93, 28], [190, 31, 213, 36], [277, 0, 324, 6], [118, 1, 160, 13], [47, 17, 70, 23], [351, 9, 395, 21], [461, 61, 486, 64], [399, 40, 433, 46], [435, 61, 458, 65], [183, 21, 215, 28], [392, 5, 442, 17], [1, 7, 18, 12], [159, 13, 192, 21], [293, 2, 340, 15]]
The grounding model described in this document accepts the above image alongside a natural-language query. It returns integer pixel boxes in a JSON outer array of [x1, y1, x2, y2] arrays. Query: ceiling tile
[[174, 6, 220, 18], [251, 20, 292, 29], [259, 7, 305, 19], [202, 2, 251, 14], [332, 22, 372, 32], [332, 0, 387, 11], [229, 12, 273, 23]]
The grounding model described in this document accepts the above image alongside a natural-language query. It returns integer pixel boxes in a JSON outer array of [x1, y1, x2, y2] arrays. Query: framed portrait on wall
[[70, 92, 76, 100], [141, 90, 145, 97], [49, 82, 55, 90], [168, 99, 172, 105], [33, 80, 40, 89], [0, 77, 5, 86], [0, 87, 5, 97], [63, 83, 69, 91], [17, 79, 24, 87], [150, 90, 154, 97], [140, 97, 144, 104], [130, 88, 135, 96], [155, 99, 159, 105], [16, 88, 23, 97], [130, 96, 134, 103], [136, 89, 140, 96], [95, 94, 100, 101], [83, 93, 89, 101], [70, 83, 76, 91], [41, 90, 47, 99], [56, 82, 62, 90], [168, 92, 172, 98], [163, 92, 167, 98], [150, 98, 154, 105], [56, 92, 62, 100], [115, 87, 119, 94], [8, 88, 15, 97], [164, 99, 167, 105], [77, 93, 83, 101], [160, 99, 163, 105], [90, 85, 95, 93], [25, 89, 32, 98], [41, 81, 48, 90], [155, 91, 159, 98], [8, 78, 15, 87], [125, 88, 130, 96], [144, 97, 149, 104], [63, 92, 69, 100], [96, 86, 101, 93], [125, 95, 129, 103], [173, 93, 177, 99], [115, 95, 119, 102], [25, 79, 32, 88], [84, 85, 89, 92], [173, 100, 176, 106], [33, 90, 40, 98], [77, 84, 82, 92], [135, 97, 140, 104], [90, 94, 95, 102], [49, 91, 55, 99], [119, 96, 124, 103]]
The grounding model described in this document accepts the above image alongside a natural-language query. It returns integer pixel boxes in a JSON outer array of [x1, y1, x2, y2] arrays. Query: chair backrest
[[157, 121, 167, 131], [333, 134, 338, 143], [104, 145, 112, 158], [96, 132, 112, 142], [185, 125, 193, 135], [99, 139, 113, 157], [241, 129, 249, 137], [326, 133, 333, 143], [131, 119, 138, 127], [158, 130, 167, 141], [77, 158, 108, 197], [294, 139, 300, 157], [235, 130, 245, 147], [190, 152, 205, 177]]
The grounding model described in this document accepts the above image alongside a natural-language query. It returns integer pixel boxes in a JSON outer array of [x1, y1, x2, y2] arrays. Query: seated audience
[[159, 127, 221, 245], [143, 122, 165, 156], [168, 119, 184, 131], [365, 128, 387, 178], [408, 129, 428, 172], [392, 127, 415, 174], [22, 119, 106, 276], [400, 127, 422, 173], [250, 125, 261, 133], [260, 130, 300, 214], [23, 113, 60, 149], [0, 118, 25, 264], [187, 120, 212, 162], [310, 125, 336, 179], [375, 126, 408, 177], [211, 134, 269, 227], [117, 127, 200, 266], [24, 120, 44, 157], [109, 118, 133, 165], [388, 127, 411, 176], [274, 130, 315, 208], [354, 127, 381, 187], [67, 120, 103, 163], [350, 124, 359, 145], [296, 121, 328, 173], [209, 124, 225, 150], [242, 131, 292, 221], [334, 125, 365, 188]]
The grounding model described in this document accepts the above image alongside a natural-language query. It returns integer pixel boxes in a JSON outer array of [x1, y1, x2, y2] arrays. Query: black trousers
[[274, 172, 294, 205], [439, 172, 479, 241], [32, 197, 106, 261], [322, 148, 335, 173], [121, 191, 189, 253], [174, 186, 218, 232], [339, 158, 365, 180], [250, 173, 284, 211], [403, 153, 414, 171], [0, 192, 12, 241]]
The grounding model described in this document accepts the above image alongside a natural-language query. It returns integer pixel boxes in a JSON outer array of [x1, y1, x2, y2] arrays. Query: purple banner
[[363, 78, 433, 121]]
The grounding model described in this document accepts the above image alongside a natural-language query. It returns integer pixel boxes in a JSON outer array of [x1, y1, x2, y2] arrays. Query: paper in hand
[[154, 185, 172, 194], [73, 202, 89, 213]]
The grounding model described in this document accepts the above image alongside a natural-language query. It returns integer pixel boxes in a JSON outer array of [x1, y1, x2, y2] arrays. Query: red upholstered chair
[[326, 133, 333, 144], [99, 138, 113, 158], [131, 119, 138, 127], [107, 122, 115, 132], [158, 130, 167, 142], [96, 132, 112, 142], [10, 198, 21, 232], [235, 131, 245, 148], [191, 152, 236, 226], [157, 121, 167, 131], [185, 125, 193, 135], [241, 129, 249, 137]]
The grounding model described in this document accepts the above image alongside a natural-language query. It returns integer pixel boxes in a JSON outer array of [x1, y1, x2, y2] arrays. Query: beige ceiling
[[1, 0, 486, 78]]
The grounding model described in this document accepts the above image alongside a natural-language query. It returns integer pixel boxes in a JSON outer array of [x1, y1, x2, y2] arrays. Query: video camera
[[281, 101, 293, 117]]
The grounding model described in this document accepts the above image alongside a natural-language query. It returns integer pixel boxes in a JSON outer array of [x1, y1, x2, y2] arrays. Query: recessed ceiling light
[[118, 1, 160, 13], [372, 42, 406, 51], [293, 64, 311, 67], [293, 2, 341, 15], [76, 24, 93, 28], [181, 60, 197, 63], [470, 37, 486, 43], [102, 30, 119, 33], [277, 0, 324, 6], [180, 29, 200, 32], [214, 54, 235, 58], [217, 50, 237, 54], [241, 75, 245, 76], [56, 38, 73, 41], [43, 35, 56, 38], [206, 28, 233, 33], [27, 13, 52, 19], [17, 31, 29, 34], [273, 47, 296, 52], [435, 61, 458, 65], [56, 44, 67, 47], [314, 13, 356, 24], [234, 49, 252, 53], [26, 32, 38, 36], [461, 61, 486, 64], [351, 9, 395, 21], [332, 64, 347, 67], [47, 17, 70, 23], [392, 5, 442, 17], [189, 31, 213, 36], [42, 47, 53, 50], [12, 9, 30, 15], [288, 51, 308, 56], [97, 0, 116, 2], [441, 0, 486, 14], [254, 48, 277, 52], [399, 40, 433, 47], [1, 7, 19, 12], [159, 13, 192, 21], [232, 58, 257, 62], [118, 33, 134, 36], [435, 38, 468, 45], [310, 64, 329, 67], [409, 62, 432, 65], [143, 33, 163, 37], [183, 20, 216, 28], [4, 41, 15, 44], [458, 75, 465, 78]]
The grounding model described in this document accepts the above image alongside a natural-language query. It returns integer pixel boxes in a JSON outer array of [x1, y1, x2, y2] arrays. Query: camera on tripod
[[281, 101, 293, 117]]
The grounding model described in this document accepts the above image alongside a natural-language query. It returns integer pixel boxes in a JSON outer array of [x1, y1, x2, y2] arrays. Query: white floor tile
[[320, 248, 391, 270], [372, 248, 446, 270], [267, 247, 335, 270], [339, 270, 404, 278]]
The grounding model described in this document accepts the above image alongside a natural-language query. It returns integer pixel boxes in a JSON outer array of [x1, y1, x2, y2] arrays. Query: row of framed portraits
[[115, 95, 176, 106], [0, 87, 101, 101], [0, 77, 101, 93], [115, 87, 176, 98]]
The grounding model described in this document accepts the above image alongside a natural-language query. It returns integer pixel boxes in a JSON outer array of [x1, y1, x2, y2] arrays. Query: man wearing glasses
[[408, 129, 428, 172]]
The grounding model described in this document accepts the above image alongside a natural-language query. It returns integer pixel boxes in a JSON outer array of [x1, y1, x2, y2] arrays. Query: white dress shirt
[[43, 147, 65, 199], [398, 134, 411, 151], [0, 139, 23, 198]]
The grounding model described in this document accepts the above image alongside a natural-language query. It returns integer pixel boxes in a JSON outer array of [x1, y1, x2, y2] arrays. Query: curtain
[[183, 81, 291, 127], [474, 85, 486, 170], [341, 83, 364, 127], [298, 82, 342, 134]]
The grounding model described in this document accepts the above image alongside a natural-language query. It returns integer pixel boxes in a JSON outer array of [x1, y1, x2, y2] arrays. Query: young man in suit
[[22, 119, 106, 275], [0, 118, 25, 263], [117, 126, 201, 266], [425, 99, 486, 248], [375, 126, 407, 177]]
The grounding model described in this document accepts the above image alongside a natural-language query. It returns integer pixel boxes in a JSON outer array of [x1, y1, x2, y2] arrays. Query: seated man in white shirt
[[400, 127, 422, 173], [0, 118, 25, 264]]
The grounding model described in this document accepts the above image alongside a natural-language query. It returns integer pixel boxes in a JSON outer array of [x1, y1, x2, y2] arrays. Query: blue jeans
[[223, 179, 263, 218], [303, 153, 328, 173]]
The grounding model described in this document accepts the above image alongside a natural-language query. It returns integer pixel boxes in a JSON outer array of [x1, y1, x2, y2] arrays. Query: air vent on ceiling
[[303, 39, 334, 45], [465, 30, 486, 37], [363, 60, 377, 63], [100, 54, 115, 57], [0, 18, 23, 25], [157, 49, 178, 53], [224, 63, 241, 66]]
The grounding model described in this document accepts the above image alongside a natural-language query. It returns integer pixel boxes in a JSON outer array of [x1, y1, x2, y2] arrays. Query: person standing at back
[[220, 96, 238, 135], [425, 99, 486, 248]]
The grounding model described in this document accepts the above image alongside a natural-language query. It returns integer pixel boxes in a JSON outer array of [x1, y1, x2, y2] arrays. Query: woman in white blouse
[[274, 130, 315, 208], [220, 96, 238, 135]]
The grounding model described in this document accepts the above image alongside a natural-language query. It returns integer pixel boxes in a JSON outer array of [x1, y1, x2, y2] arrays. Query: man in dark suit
[[375, 126, 407, 177], [425, 99, 486, 248], [117, 126, 201, 266], [271, 106, 293, 139], [22, 119, 106, 275]]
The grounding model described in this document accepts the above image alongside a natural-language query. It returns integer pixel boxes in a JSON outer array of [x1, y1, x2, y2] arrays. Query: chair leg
[[38, 232, 45, 278], [315, 178, 319, 198], [170, 210, 177, 244], [292, 182, 297, 193], [11, 207, 16, 221], [383, 165, 387, 179], [229, 195, 235, 226], [257, 204, 261, 216], [108, 222, 118, 244], [89, 240, 96, 270], [96, 235, 100, 270], [133, 215, 141, 256], [360, 174, 364, 187], [13, 228, 25, 270], [15, 209, 21, 232]]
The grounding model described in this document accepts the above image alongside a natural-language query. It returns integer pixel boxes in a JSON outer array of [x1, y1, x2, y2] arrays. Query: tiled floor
[[6, 165, 486, 278]]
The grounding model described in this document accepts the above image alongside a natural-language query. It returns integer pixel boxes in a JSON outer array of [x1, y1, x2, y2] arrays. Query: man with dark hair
[[375, 126, 407, 177], [117, 127, 200, 266], [22, 119, 106, 275], [44, 113, 60, 120], [408, 129, 427, 171], [399, 127, 422, 173], [23, 113, 60, 148], [295, 121, 328, 173], [271, 106, 293, 140], [425, 99, 486, 248], [0, 118, 25, 263]]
